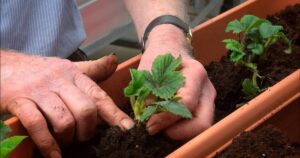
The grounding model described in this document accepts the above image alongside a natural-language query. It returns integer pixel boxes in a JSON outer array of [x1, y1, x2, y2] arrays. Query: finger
[[177, 60, 207, 110], [55, 81, 97, 142], [165, 79, 216, 140], [73, 72, 134, 131], [146, 94, 195, 135], [8, 98, 61, 158], [164, 100, 214, 140], [146, 112, 180, 135], [146, 77, 202, 135], [34, 92, 75, 146], [74, 54, 118, 82]]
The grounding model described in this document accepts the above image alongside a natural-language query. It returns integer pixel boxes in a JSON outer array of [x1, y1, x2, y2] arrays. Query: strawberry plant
[[0, 120, 27, 158], [124, 53, 192, 122], [223, 15, 292, 100]]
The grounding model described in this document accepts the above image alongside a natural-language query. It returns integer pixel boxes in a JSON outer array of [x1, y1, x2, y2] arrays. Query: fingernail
[[50, 150, 61, 158], [120, 118, 135, 130]]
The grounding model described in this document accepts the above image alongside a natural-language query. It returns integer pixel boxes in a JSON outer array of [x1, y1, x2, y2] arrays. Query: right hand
[[0, 51, 134, 158]]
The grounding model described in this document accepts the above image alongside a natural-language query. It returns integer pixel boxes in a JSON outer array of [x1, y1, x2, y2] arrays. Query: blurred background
[[77, 0, 246, 62]]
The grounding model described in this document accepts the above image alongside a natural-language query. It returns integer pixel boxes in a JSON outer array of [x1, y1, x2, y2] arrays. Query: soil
[[34, 105, 182, 158], [206, 4, 300, 122], [215, 125, 300, 158], [58, 124, 181, 158], [34, 4, 300, 158], [208, 4, 300, 158]]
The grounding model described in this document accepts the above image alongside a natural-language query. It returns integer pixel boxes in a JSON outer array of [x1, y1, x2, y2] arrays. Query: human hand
[[0, 52, 134, 158], [139, 25, 216, 141], [74, 54, 117, 82]]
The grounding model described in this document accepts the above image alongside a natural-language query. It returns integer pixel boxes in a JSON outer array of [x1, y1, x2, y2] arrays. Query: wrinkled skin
[[0, 52, 134, 158]]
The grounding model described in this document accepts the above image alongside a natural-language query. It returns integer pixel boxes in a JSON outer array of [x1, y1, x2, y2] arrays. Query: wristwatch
[[141, 15, 193, 53]]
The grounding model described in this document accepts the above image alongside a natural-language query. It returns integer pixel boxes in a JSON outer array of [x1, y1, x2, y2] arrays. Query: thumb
[[74, 54, 118, 82]]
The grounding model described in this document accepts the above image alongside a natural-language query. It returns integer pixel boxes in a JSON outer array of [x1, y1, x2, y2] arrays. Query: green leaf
[[240, 15, 260, 32], [229, 51, 245, 62], [242, 79, 260, 99], [247, 42, 264, 55], [140, 106, 158, 122], [259, 22, 283, 39], [151, 54, 181, 80], [156, 101, 192, 119], [223, 39, 244, 53], [246, 29, 261, 43], [0, 136, 27, 158], [124, 69, 149, 97], [0, 121, 10, 141], [223, 39, 245, 62], [248, 19, 269, 31], [243, 18, 269, 42], [143, 54, 185, 99], [144, 71, 185, 99], [225, 20, 244, 33]]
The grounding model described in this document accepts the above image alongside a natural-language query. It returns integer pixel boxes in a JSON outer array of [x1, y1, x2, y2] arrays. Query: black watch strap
[[141, 15, 192, 53]]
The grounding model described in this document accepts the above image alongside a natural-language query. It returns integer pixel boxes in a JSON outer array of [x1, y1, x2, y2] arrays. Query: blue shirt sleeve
[[0, 0, 86, 58]]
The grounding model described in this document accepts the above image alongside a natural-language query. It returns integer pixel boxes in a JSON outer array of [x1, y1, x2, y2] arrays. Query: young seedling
[[0, 120, 27, 158], [124, 53, 192, 123], [223, 15, 292, 100]]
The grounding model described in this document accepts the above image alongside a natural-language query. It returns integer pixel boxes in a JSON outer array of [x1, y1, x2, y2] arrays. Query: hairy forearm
[[123, 0, 190, 57], [123, 0, 189, 39]]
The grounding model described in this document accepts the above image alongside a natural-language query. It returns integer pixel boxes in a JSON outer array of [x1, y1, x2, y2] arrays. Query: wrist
[[144, 24, 192, 58]]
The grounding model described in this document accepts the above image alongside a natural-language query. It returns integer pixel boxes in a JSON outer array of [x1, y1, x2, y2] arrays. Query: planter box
[[4, 0, 300, 157]]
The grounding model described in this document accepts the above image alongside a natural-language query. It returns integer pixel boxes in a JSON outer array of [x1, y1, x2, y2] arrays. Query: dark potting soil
[[33, 103, 182, 158], [206, 4, 300, 122], [58, 124, 181, 158], [215, 125, 300, 158]]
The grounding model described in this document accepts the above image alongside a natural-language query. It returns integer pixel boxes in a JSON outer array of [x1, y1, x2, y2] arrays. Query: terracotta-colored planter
[[4, 0, 300, 157]]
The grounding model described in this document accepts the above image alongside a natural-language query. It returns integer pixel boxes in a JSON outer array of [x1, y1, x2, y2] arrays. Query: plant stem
[[240, 61, 260, 89], [252, 71, 259, 88], [241, 35, 246, 47], [264, 38, 272, 49], [136, 98, 145, 121], [247, 54, 252, 63], [130, 96, 140, 121], [260, 37, 273, 60]]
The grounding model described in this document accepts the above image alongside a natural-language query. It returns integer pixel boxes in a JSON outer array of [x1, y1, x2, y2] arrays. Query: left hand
[[138, 26, 216, 140]]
